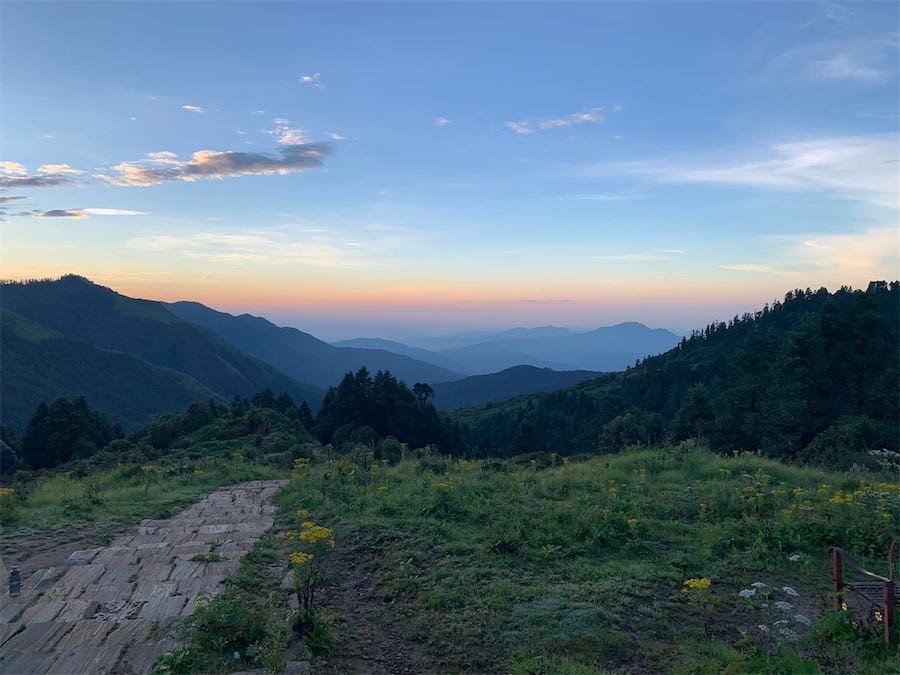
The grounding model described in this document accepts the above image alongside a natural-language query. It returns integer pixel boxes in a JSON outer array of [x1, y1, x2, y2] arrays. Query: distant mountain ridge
[[431, 365, 601, 411], [166, 302, 464, 389], [331, 337, 474, 374], [1, 276, 321, 430], [357, 323, 681, 374]]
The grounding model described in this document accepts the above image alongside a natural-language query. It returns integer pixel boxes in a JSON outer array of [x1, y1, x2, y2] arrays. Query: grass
[[273, 442, 899, 674], [0, 442, 280, 533]]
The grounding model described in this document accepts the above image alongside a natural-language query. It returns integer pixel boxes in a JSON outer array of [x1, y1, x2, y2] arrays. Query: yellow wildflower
[[296, 508, 310, 518], [290, 552, 313, 566], [627, 518, 638, 528], [299, 523, 336, 547], [0, 487, 14, 497], [376, 485, 388, 493], [682, 577, 711, 592]]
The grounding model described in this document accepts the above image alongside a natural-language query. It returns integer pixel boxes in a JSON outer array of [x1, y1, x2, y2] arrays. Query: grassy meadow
[[270, 443, 898, 674]]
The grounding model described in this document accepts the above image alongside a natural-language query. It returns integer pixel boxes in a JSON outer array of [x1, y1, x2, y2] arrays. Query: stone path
[[0, 480, 287, 675]]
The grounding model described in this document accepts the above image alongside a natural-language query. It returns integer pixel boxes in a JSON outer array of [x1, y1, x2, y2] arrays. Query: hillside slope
[[1, 309, 221, 431], [431, 365, 601, 410], [167, 302, 464, 388], [456, 283, 899, 465], [332, 337, 473, 374], [1, 276, 322, 428]]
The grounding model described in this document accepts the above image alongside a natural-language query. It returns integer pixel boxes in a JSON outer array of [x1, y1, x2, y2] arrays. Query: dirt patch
[[316, 549, 433, 674]]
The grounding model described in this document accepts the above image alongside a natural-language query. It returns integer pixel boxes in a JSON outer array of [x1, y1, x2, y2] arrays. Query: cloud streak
[[99, 143, 330, 186], [30, 207, 147, 219], [589, 133, 900, 209], [507, 107, 606, 135], [181, 105, 206, 113]]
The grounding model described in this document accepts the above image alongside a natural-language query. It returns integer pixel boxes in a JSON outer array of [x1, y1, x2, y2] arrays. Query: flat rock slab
[[0, 480, 286, 675]]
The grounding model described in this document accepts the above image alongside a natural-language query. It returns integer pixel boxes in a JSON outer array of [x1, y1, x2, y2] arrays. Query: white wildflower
[[757, 624, 769, 634], [773, 619, 790, 627], [783, 586, 799, 597], [794, 614, 811, 626], [739, 588, 756, 599], [751, 581, 767, 588], [778, 627, 799, 642], [775, 601, 793, 611], [788, 554, 801, 562]]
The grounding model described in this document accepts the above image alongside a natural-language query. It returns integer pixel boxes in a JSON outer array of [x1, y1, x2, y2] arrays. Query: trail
[[0, 480, 287, 675]]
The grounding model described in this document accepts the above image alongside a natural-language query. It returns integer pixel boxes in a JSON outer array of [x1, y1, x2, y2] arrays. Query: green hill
[[431, 365, 601, 410], [456, 282, 899, 467], [1, 276, 322, 430]]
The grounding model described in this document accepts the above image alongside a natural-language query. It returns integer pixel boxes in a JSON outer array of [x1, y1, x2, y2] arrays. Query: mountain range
[[338, 323, 681, 374], [1, 275, 684, 433]]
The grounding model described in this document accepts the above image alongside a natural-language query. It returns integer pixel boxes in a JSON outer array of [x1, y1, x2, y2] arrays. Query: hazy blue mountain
[[436, 342, 578, 374], [167, 302, 464, 388], [332, 337, 474, 375], [494, 322, 681, 371], [431, 365, 601, 410], [407, 326, 573, 351], [1, 277, 321, 430]]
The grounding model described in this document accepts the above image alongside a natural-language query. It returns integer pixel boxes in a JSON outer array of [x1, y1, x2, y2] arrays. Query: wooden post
[[885, 580, 895, 649], [831, 547, 844, 612]]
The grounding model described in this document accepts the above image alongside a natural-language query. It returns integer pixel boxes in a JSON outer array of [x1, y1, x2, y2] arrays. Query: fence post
[[830, 547, 844, 612], [885, 579, 895, 649]]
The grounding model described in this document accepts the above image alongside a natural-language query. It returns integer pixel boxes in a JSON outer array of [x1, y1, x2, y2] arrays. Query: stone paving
[[0, 480, 287, 674]]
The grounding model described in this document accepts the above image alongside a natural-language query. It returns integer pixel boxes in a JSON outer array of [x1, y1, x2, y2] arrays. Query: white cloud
[[433, 116, 452, 127], [797, 226, 899, 279], [99, 143, 328, 186], [507, 107, 606, 135], [592, 133, 900, 209], [0, 161, 27, 175], [37, 163, 83, 175], [269, 119, 309, 145], [299, 72, 324, 88], [181, 105, 206, 114], [328, 132, 350, 141], [126, 226, 398, 268], [591, 253, 672, 262], [718, 263, 774, 273], [812, 55, 886, 82], [30, 207, 146, 219]]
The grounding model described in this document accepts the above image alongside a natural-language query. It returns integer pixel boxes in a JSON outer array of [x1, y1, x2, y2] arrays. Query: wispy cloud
[[269, 118, 309, 145], [798, 226, 899, 279], [556, 193, 639, 202], [767, 36, 896, 86], [299, 72, 324, 88], [718, 263, 774, 273], [29, 207, 146, 219], [98, 143, 329, 187], [0, 195, 27, 203], [591, 253, 673, 262], [506, 106, 606, 135], [126, 224, 403, 268], [0, 161, 81, 188], [37, 163, 83, 175], [327, 132, 350, 142], [589, 133, 899, 209], [181, 104, 206, 114], [811, 54, 886, 83], [1, 161, 27, 175], [433, 116, 452, 127]]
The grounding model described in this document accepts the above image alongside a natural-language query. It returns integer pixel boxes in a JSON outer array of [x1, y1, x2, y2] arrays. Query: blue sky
[[1, 1, 897, 340]]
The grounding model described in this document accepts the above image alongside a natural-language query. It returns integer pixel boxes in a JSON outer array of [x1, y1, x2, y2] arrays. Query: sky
[[1, 1, 898, 341]]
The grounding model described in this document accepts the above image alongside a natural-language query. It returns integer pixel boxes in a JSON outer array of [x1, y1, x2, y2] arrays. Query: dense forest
[[455, 282, 899, 468]]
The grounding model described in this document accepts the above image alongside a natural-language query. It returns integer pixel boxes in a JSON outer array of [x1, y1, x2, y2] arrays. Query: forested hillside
[[0, 276, 322, 430], [431, 365, 600, 410], [457, 283, 899, 467]]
